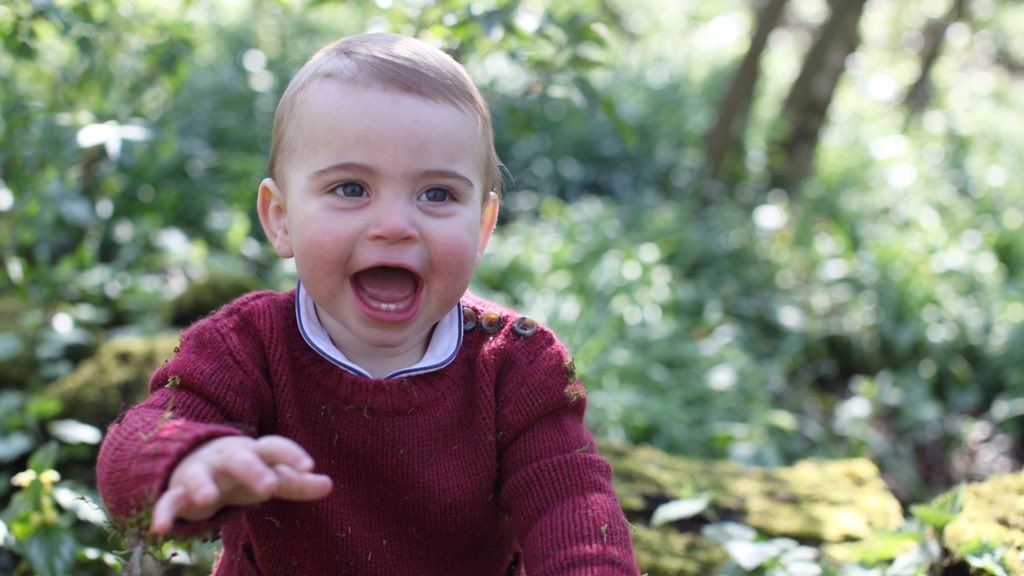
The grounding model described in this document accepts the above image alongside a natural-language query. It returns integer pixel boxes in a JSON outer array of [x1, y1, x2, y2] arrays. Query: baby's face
[[268, 79, 497, 359]]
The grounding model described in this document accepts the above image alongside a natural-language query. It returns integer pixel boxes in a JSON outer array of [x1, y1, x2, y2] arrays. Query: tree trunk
[[769, 0, 871, 192], [904, 0, 969, 116], [704, 0, 790, 183]]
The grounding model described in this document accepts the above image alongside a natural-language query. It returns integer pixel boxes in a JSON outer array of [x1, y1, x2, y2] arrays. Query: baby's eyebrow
[[310, 161, 375, 180], [419, 169, 475, 189], [310, 162, 475, 189]]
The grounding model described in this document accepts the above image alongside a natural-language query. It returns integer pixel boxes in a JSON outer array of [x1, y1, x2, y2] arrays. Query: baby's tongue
[[353, 267, 418, 302]]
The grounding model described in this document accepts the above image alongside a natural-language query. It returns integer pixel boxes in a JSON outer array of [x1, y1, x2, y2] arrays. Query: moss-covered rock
[[631, 524, 728, 576], [45, 332, 179, 428], [47, 273, 261, 427], [603, 442, 904, 540], [602, 442, 906, 575], [167, 274, 261, 327], [942, 471, 1024, 573]]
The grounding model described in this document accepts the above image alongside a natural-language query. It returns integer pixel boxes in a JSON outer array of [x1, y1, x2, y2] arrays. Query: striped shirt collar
[[295, 281, 462, 379]]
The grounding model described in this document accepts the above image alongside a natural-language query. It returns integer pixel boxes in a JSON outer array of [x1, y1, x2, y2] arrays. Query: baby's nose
[[367, 202, 419, 243]]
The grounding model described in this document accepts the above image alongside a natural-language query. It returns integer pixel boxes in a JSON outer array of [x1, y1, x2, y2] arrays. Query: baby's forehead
[[296, 76, 476, 119], [282, 77, 489, 150], [275, 78, 490, 180]]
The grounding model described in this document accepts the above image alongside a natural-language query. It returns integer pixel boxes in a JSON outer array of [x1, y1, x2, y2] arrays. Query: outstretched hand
[[151, 435, 333, 534]]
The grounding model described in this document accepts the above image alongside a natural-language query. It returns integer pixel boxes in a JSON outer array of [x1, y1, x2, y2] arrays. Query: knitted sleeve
[[495, 329, 638, 575], [95, 301, 274, 536]]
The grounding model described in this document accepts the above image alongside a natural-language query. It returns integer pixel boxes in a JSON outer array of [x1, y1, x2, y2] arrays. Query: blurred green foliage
[[2, 0, 1024, 573]]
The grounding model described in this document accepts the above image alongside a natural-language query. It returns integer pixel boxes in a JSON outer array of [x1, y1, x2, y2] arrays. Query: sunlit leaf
[[702, 521, 757, 545], [965, 552, 1010, 576], [47, 419, 102, 445], [911, 485, 963, 531], [52, 485, 108, 525], [723, 539, 782, 571], [26, 395, 63, 421], [885, 540, 942, 576], [650, 493, 711, 528]]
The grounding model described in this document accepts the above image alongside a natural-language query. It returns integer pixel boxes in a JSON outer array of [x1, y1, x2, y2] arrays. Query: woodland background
[[2, 0, 1024, 573]]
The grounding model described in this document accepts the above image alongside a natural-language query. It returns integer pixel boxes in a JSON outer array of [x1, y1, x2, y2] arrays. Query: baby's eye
[[332, 182, 366, 198], [418, 187, 452, 203]]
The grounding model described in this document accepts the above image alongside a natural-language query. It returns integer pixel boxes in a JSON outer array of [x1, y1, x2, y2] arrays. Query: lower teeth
[[376, 302, 399, 312]]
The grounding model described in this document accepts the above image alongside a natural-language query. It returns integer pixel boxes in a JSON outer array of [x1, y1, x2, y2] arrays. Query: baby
[[97, 32, 638, 575]]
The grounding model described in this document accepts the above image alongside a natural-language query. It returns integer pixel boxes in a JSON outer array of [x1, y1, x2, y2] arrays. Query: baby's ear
[[257, 178, 294, 258], [476, 191, 500, 260]]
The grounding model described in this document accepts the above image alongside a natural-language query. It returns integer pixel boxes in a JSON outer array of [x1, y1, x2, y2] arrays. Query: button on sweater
[[96, 290, 638, 575]]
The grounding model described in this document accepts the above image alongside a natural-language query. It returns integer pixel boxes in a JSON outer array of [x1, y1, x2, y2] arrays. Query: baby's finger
[[181, 468, 221, 507], [151, 485, 190, 534], [220, 449, 279, 498], [273, 464, 333, 501], [253, 435, 315, 472]]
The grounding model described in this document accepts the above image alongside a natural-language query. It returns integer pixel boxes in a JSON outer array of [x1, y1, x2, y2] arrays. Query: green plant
[[702, 522, 824, 576], [1, 441, 116, 575]]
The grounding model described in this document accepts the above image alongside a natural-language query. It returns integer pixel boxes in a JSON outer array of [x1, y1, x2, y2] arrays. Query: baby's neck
[[311, 302, 435, 378], [343, 344, 427, 379]]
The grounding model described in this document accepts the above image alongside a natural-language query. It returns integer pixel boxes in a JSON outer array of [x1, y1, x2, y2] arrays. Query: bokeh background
[[2, 0, 1024, 573]]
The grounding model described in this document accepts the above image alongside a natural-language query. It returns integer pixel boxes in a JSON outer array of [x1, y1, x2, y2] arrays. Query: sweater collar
[[295, 281, 462, 380]]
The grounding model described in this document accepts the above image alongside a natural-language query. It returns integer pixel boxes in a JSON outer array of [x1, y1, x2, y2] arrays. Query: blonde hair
[[268, 33, 502, 196]]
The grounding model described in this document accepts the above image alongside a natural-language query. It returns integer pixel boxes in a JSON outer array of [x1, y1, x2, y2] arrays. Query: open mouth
[[351, 266, 422, 319]]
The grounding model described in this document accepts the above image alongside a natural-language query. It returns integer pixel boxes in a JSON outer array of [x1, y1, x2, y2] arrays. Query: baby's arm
[[97, 296, 322, 537], [496, 332, 638, 575], [151, 435, 332, 534]]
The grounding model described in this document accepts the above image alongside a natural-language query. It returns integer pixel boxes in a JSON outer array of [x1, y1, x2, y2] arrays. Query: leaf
[[909, 504, 958, 531], [0, 431, 34, 464], [842, 531, 923, 564], [965, 552, 1010, 576], [26, 394, 63, 420], [724, 540, 780, 571], [961, 539, 1011, 576], [884, 540, 941, 576], [0, 333, 24, 361], [779, 560, 823, 576], [910, 485, 963, 532], [47, 419, 102, 445], [27, 441, 59, 472], [21, 525, 77, 576], [839, 566, 883, 576], [702, 521, 758, 545], [52, 485, 108, 525], [650, 493, 711, 528], [0, 390, 25, 418]]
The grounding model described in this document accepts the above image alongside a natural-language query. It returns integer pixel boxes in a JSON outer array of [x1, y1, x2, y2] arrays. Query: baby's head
[[268, 33, 502, 197], [258, 33, 503, 375]]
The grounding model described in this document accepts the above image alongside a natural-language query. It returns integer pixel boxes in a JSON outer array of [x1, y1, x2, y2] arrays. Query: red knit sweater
[[96, 290, 638, 575]]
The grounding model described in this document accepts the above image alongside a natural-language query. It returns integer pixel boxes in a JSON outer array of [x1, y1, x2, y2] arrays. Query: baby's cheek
[[297, 225, 348, 254], [434, 233, 483, 273]]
